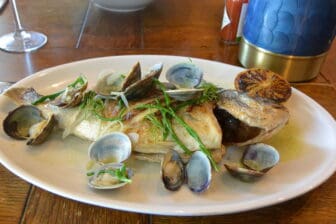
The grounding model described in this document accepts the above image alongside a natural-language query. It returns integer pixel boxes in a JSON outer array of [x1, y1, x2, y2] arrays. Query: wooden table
[[0, 0, 335, 223]]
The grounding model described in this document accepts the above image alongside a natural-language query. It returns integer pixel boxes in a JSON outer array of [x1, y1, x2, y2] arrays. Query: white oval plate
[[0, 55, 336, 216]]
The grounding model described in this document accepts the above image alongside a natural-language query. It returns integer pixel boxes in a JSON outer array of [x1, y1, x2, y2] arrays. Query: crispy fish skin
[[217, 90, 290, 146], [172, 102, 222, 153]]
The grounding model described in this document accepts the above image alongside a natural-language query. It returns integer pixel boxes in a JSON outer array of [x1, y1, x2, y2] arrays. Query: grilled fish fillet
[[4, 87, 223, 154]]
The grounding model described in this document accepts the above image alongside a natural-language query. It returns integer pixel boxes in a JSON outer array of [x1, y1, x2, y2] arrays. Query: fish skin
[[217, 90, 290, 146]]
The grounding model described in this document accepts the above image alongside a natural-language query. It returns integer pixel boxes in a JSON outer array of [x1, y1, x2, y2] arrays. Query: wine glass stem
[[10, 0, 24, 32]]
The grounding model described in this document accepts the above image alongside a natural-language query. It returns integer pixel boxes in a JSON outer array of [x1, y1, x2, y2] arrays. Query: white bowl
[[93, 0, 154, 12]]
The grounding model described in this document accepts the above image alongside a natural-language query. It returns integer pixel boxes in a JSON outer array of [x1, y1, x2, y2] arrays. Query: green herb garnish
[[87, 164, 132, 183], [80, 91, 126, 122], [32, 76, 87, 105], [138, 79, 219, 171]]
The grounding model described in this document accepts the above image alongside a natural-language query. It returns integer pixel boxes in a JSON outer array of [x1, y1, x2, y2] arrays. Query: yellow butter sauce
[[264, 121, 304, 162]]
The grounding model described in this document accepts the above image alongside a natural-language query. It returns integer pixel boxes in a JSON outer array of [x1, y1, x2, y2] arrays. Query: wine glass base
[[0, 31, 47, 53]]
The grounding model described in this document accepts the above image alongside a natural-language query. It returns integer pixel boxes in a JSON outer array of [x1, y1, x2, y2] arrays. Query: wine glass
[[0, 0, 47, 53]]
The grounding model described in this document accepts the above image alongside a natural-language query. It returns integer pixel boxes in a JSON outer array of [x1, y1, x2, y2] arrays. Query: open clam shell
[[3, 105, 56, 145], [88, 132, 132, 164], [124, 62, 163, 100], [165, 88, 204, 101], [52, 76, 88, 108], [88, 163, 133, 190], [94, 62, 141, 95], [166, 63, 203, 89], [223, 143, 280, 182]]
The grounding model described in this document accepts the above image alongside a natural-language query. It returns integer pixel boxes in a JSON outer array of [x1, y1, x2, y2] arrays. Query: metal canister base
[[238, 37, 328, 82]]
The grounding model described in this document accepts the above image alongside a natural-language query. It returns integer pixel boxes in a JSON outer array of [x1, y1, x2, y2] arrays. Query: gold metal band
[[238, 37, 328, 82]]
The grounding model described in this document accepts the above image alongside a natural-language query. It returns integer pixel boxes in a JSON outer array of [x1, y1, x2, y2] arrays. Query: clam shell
[[185, 151, 211, 193], [243, 143, 280, 172], [161, 149, 185, 191], [94, 62, 141, 95], [223, 144, 280, 182], [3, 105, 56, 145], [124, 62, 163, 100], [166, 63, 203, 89], [3, 105, 43, 140], [165, 88, 203, 101], [88, 163, 133, 190], [121, 62, 141, 91], [88, 132, 132, 164], [52, 77, 88, 108]]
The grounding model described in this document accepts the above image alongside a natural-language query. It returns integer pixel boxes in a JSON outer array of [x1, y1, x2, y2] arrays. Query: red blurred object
[[220, 0, 248, 44]]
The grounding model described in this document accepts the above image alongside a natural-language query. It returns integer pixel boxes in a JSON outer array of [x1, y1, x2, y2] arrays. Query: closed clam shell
[[185, 151, 211, 193], [243, 143, 279, 172], [161, 149, 185, 191]]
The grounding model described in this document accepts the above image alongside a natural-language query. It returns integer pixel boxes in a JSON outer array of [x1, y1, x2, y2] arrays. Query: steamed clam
[[88, 132, 132, 164], [166, 62, 203, 89], [87, 132, 133, 189], [161, 149, 185, 191], [52, 76, 88, 108], [88, 163, 133, 190], [223, 143, 280, 182], [123, 62, 163, 100], [165, 63, 204, 101], [95, 62, 141, 95], [185, 151, 211, 193], [94, 62, 163, 106], [3, 105, 56, 145], [161, 150, 212, 193]]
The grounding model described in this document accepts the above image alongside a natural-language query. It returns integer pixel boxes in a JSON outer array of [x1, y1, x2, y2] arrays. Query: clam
[[88, 163, 133, 190], [223, 143, 280, 182], [88, 132, 132, 164], [166, 63, 203, 89], [215, 89, 289, 146], [95, 62, 141, 95], [3, 105, 56, 145], [161, 149, 185, 191], [123, 62, 163, 100], [164, 63, 204, 101], [95, 63, 163, 106], [52, 76, 88, 108], [165, 88, 204, 101], [161, 150, 212, 193], [185, 151, 212, 193]]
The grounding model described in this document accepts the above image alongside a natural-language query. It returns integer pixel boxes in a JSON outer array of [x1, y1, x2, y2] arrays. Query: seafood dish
[[2, 61, 292, 192]]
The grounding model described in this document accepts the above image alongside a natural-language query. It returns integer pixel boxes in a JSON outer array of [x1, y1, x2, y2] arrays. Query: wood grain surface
[[0, 0, 335, 223]]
